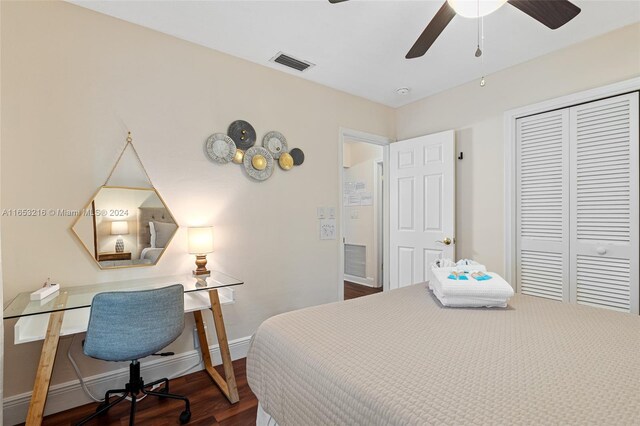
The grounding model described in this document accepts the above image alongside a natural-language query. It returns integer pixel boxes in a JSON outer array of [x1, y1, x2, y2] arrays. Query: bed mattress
[[247, 283, 640, 425]]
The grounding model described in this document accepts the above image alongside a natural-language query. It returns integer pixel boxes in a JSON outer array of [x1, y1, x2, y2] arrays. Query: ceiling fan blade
[[328, 0, 349, 3], [406, 1, 456, 59], [507, 0, 581, 30]]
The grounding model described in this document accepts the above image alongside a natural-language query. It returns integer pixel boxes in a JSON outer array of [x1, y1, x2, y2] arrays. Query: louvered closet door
[[569, 92, 639, 313], [516, 110, 570, 301]]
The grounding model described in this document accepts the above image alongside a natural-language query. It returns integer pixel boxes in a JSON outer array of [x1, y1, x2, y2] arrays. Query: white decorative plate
[[262, 131, 288, 159], [205, 133, 237, 164], [243, 146, 274, 181]]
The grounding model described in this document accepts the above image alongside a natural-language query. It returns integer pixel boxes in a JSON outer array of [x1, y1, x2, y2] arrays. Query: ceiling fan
[[328, 0, 581, 59]]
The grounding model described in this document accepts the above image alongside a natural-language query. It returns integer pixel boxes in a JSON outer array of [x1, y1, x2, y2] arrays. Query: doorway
[[338, 128, 391, 301]]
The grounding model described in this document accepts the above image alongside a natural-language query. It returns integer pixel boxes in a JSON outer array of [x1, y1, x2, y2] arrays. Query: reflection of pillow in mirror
[[152, 221, 177, 248], [149, 221, 157, 248]]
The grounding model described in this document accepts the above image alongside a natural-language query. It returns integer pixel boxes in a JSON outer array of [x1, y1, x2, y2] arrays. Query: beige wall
[[0, 0, 394, 401], [396, 23, 640, 275]]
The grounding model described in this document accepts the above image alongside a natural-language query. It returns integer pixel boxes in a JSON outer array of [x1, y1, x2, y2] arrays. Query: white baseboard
[[344, 274, 378, 288], [2, 335, 252, 426]]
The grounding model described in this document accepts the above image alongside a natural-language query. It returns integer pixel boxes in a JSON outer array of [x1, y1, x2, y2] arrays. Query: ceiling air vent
[[270, 52, 315, 72]]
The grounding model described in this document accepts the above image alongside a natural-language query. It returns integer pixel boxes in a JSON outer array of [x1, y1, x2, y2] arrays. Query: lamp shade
[[447, 0, 507, 18], [111, 220, 129, 235], [188, 227, 214, 254]]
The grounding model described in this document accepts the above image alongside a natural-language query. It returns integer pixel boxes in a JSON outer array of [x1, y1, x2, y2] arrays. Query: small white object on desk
[[30, 281, 60, 301]]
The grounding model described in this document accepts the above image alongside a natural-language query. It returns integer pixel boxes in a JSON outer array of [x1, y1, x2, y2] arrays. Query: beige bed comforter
[[247, 284, 640, 425]]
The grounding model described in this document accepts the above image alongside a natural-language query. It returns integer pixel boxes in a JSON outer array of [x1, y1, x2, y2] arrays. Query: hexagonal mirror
[[71, 186, 178, 269]]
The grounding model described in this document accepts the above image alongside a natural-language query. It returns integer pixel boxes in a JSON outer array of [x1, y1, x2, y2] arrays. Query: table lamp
[[188, 226, 214, 276], [111, 221, 129, 253]]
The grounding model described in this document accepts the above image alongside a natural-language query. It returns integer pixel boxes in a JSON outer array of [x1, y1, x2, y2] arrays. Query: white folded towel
[[430, 268, 514, 308], [430, 258, 486, 290], [432, 258, 456, 269]]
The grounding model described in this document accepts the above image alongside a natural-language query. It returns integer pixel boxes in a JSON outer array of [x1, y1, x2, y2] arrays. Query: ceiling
[[71, 0, 640, 108]]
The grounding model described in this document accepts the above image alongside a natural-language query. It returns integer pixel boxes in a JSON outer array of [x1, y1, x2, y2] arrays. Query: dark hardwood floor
[[32, 358, 257, 426], [344, 281, 383, 300]]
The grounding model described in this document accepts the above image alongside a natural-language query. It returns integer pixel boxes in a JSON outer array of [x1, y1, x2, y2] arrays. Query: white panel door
[[389, 130, 455, 289], [516, 110, 570, 302], [569, 92, 639, 313]]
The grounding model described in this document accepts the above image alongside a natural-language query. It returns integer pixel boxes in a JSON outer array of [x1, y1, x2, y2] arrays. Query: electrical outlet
[[193, 327, 199, 349]]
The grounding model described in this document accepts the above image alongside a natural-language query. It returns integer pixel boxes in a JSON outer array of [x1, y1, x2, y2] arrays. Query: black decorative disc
[[290, 148, 305, 166], [228, 120, 256, 150]]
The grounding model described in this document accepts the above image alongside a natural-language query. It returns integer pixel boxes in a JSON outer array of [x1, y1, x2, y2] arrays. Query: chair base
[[75, 360, 190, 426]]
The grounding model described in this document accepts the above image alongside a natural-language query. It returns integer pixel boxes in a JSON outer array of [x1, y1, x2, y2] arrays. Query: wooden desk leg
[[193, 289, 239, 404], [25, 309, 65, 425]]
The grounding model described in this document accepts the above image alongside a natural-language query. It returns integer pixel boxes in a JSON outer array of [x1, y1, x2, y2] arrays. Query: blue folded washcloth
[[473, 273, 492, 281], [447, 272, 469, 280]]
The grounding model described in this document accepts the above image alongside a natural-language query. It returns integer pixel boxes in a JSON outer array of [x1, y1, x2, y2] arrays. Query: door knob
[[596, 247, 607, 255], [437, 237, 452, 246]]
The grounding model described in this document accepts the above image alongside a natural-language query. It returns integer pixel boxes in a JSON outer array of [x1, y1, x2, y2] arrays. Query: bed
[[247, 283, 640, 425]]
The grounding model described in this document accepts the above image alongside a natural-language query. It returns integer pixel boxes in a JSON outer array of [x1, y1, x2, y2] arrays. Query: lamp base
[[193, 254, 210, 276], [115, 237, 124, 253]]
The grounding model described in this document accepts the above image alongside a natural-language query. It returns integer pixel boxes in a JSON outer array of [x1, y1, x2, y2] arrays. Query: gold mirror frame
[[70, 133, 179, 270]]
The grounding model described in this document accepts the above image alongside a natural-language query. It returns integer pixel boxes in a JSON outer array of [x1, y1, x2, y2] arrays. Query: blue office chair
[[76, 284, 191, 425]]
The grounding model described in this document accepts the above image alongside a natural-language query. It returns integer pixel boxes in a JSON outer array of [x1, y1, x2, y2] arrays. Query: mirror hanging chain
[[103, 131, 154, 187]]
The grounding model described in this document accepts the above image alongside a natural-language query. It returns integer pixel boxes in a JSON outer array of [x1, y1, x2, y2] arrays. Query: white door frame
[[503, 77, 640, 288], [338, 128, 392, 301], [376, 160, 384, 287]]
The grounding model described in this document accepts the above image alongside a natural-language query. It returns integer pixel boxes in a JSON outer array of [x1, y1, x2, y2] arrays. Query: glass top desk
[[3, 271, 243, 425]]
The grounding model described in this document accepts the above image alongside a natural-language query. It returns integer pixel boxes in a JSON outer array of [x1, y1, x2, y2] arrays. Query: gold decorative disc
[[232, 149, 245, 164], [252, 154, 267, 171], [279, 152, 294, 170]]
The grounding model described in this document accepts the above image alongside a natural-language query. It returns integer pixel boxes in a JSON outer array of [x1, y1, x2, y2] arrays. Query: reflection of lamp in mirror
[[188, 227, 214, 276], [111, 221, 129, 253]]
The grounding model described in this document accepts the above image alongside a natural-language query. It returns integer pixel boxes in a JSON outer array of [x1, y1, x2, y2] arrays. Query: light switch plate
[[317, 207, 326, 219], [328, 207, 335, 218]]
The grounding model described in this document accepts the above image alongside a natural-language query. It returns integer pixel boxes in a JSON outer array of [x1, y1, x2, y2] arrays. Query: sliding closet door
[[569, 92, 639, 313], [516, 110, 570, 301]]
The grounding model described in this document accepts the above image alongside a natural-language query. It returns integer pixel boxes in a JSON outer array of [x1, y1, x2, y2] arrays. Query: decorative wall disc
[[243, 146, 274, 181], [232, 149, 245, 164], [262, 131, 288, 159], [252, 154, 268, 171], [205, 133, 237, 164], [279, 152, 294, 170], [290, 148, 305, 165], [228, 120, 256, 150]]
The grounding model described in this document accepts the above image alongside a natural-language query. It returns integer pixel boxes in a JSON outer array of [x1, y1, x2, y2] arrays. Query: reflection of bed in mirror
[[98, 206, 177, 268], [71, 186, 178, 270], [136, 207, 177, 263]]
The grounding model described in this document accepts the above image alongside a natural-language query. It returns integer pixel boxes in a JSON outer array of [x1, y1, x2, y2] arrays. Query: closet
[[516, 92, 639, 314]]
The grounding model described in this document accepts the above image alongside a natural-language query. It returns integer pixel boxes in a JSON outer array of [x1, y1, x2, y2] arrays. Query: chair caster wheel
[[179, 410, 191, 424]]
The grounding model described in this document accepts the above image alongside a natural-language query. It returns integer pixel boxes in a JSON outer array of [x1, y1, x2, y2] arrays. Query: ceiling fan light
[[447, 0, 507, 18]]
